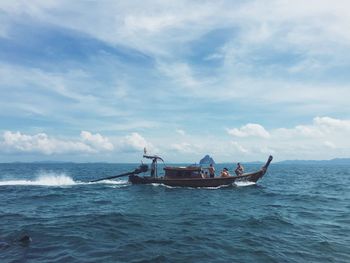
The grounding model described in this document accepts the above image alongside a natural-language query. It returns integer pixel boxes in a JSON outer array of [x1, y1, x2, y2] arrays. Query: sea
[[0, 162, 349, 263]]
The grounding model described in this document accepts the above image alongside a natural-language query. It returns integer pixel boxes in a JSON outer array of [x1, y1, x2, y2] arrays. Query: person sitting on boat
[[235, 162, 244, 176], [208, 163, 215, 178], [200, 170, 207, 179], [221, 168, 230, 177]]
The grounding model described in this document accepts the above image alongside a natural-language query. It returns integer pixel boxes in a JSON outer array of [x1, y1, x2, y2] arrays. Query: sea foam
[[235, 181, 256, 187], [90, 179, 128, 185], [0, 172, 76, 186]]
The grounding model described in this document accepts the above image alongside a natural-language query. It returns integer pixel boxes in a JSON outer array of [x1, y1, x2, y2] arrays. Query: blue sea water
[[0, 162, 349, 263]]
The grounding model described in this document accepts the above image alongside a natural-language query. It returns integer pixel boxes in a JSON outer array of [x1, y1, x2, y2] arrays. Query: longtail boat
[[90, 155, 273, 188]]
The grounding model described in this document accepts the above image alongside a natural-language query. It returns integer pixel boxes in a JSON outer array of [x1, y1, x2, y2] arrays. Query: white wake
[[89, 179, 128, 185], [0, 172, 76, 186], [234, 181, 256, 187], [0, 172, 129, 187]]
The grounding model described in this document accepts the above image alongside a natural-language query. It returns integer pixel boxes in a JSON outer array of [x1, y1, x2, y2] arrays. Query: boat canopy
[[164, 166, 202, 178], [143, 155, 164, 162]]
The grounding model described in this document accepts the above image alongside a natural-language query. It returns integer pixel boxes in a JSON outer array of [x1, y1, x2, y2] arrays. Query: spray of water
[[88, 179, 128, 185], [0, 172, 76, 186], [235, 181, 256, 187], [0, 171, 129, 187]]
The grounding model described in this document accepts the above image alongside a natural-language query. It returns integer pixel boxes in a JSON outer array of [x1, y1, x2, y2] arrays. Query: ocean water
[[0, 162, 349, 263]]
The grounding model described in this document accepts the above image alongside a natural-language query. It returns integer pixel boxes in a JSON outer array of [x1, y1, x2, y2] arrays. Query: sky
[[0, 0, 350, 163]]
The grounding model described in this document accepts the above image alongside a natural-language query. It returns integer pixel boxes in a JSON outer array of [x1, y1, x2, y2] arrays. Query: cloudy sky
[[0, 0, 350, 163]]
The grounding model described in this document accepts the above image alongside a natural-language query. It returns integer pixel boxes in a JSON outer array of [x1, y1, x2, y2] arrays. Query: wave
[[235, 181, 256, 187], [89, 179, 128, 185], [0, 172, 76, 186], [0, 172, 129, 187], [90, 179, 129, 189]]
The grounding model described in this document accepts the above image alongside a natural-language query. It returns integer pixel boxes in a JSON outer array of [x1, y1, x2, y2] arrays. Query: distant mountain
[[276, 158, 350, 165], [199, 155, 215, 165]]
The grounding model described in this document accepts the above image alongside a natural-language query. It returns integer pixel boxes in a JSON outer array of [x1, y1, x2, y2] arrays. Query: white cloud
[[80, 131, 114, 151], [227, 123, 270, 138], [117, 132, 154, 153], [3, 1, 350, 67], [2, 131, 93, 155], [313, 116, 350, 130], [170, 142, 202, 154], [176, 129, 186, 136], [0, 1, 58, 18], [10, 0, 347, 56], [0, 63, 126, 120], [276, 116, 350, 138], [258, 146, 276, 155], [157, 62, 203, 90], [0, 1, 218, 56], [0, 130, 159, 156], [273, 117, 350, 158], [1, 116, 349, 161], [323, 141, 336, 149], [222, 116, 350, 161], [124, 14, 180, 33], [230, 141, 249, 154], [2, 1, 350, 108], [1, 130, 116, 155]]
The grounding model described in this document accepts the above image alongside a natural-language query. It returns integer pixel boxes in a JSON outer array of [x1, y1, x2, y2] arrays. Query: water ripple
[[0, 163, 349, 262]]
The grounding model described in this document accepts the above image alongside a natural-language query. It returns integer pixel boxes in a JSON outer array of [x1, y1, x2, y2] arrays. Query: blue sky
[[0, 0, 350, 162]]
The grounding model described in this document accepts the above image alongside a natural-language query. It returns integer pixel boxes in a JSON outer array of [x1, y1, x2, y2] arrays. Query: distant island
[[199, 155, 215, 165]]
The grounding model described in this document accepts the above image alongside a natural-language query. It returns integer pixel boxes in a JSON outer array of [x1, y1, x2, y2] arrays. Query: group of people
[[220, 163, 244, 177], [200, 164, 215, 178], [201, 162, 244, 178]]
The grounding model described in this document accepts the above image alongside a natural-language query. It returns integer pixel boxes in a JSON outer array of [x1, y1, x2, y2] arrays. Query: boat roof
[[164, 166, 201, 171], [143, 155, 164, 162]]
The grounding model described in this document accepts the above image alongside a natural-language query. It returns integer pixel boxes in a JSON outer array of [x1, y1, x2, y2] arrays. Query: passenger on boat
[[200, 170, 207, 179], [208, 163, 215, 178], [235, 163, 244, 176], [221, 168, 230, 177], [151, 159, 156, 177]]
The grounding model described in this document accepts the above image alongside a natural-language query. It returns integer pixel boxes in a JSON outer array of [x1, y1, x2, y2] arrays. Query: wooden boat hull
[[129, 169, 267, 188], [128, 155, 273, 188]]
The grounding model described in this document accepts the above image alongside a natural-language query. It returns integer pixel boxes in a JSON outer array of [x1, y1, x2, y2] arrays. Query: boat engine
[[135, 164, 148, 174]]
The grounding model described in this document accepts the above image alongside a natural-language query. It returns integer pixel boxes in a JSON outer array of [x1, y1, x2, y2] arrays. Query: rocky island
[[199, 155, 215, 165]]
